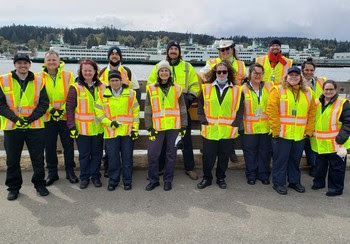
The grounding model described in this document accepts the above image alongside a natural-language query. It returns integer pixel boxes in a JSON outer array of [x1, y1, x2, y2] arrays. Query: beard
[[109, 60, 120, 67]]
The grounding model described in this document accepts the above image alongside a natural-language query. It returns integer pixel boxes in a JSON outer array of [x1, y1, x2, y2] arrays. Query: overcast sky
[[1, 0, 349, 41]]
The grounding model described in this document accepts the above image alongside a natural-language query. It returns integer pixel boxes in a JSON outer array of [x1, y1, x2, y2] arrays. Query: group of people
[[1, 38, 348, 201]]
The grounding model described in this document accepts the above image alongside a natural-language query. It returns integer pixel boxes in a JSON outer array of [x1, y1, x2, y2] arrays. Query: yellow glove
[[69, 128, 79, 139], [147, 128, 158, 141]]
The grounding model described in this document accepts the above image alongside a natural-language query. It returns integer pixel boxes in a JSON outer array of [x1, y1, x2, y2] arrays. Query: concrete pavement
[[0, 170, 350, 243]]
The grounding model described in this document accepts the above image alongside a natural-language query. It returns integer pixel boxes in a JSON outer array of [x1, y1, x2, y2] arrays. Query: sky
[[1, 0, 349, 41]]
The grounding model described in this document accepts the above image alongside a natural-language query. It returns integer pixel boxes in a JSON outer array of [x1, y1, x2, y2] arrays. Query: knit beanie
[[166, 40, 181, 54], [269, 39, 282, 47], [107, 46, 122, 60], [157, 60, 171, 73]]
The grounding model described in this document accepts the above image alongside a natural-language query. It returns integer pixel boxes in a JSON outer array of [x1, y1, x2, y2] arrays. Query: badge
[[255, 108, 262, 117], [270, 75, 275, 82]]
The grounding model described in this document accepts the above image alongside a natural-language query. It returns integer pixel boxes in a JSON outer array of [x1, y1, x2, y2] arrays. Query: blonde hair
[[281, 73, 309, 92]]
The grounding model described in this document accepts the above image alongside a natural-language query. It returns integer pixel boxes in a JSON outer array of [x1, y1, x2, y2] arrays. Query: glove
[[15, 117, 31, 128], [69, 127, 79, 139], [336, 145, 347, 158], [110, 121, 122, 129], [50, 109, 64, 121], [147, 128, 158, 141], [179, 127, 186, 138], [130, 130, 139, 140]]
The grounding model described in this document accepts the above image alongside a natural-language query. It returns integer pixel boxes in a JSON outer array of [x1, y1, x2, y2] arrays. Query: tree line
[[0, 24, 349, 58]]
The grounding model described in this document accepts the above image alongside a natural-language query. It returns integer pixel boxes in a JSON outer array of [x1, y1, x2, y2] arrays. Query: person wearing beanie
[[147, 41, 200, 181], [0, 53, 50, 200], [94, 70, 140, 191], [144, 60, 188, 191], [98, 45, 141, 177], [255, 39, 293, 84], [199, 39, 247, 85]]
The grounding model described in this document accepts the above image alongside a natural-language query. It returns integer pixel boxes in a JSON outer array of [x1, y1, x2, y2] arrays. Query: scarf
[[268, 51, 287, 68]]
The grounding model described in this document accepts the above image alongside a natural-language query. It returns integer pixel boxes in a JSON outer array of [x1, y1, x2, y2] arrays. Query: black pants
[[201, 137, 234, 181], [159, 112, 195, 172], [45, 120, 75, 177], [4, 129, 46, 192]]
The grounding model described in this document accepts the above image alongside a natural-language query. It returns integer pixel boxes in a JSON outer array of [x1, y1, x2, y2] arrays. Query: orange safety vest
[[201, 83, 242, 140], [242, 82, 272, 134], [100, 66, 131, 87], [147, 83, 182, 131], [208, 58, 246, 82], [72, 83, 105, 135], [0, 73, 45, 130], [256, 55, 293, 84]]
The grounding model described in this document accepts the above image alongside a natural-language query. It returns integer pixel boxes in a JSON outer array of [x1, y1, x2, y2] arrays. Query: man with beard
[[99, 46, 141, 177], [147, 40, 200, 180], [255, 39, 293, 84]]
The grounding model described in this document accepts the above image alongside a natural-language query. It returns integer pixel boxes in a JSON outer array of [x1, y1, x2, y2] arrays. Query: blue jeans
[[272, 138, 305, 186], [242, 133, 271, 181], [105, 136, 133, 186], [313, 153, 346, 194], [76, 134, 103, 181]]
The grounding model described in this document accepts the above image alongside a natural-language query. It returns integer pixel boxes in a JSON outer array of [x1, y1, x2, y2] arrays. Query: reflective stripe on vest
[[0, 74, 45, 130], [42, 70, 71, 121], [73, 83, 104, 135], [278, 85, 312, 140], [256, 56, 292, 84], [147, 84, 182, 131], [311, 97, 350, 153], [103, 89, 137, 138], [201, 84, 242, 140], [242, 82, 272, 134]]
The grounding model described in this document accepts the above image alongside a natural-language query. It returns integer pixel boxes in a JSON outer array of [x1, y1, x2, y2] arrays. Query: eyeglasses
[[324, 88, 335, 92], [219, 47, 231, 52], [252, 72, 263, 76], [216, 70, 228, 75]]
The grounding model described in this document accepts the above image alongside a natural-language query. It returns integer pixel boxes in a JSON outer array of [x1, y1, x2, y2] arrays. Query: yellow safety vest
[[99, 66, 132, 87], [0, 73, 45, 130], [313, 77, 326, 99], [311, 97, 350, 154], [147, 83, 182, 131], [242, 82, 272, 134], [255, 55, 293, 84], [201, 84, 242, 140], [95, 87, 140, 139], [37, 63, 74, 121], [72, 83, 104, 136], [278, 85, 312, 141], [147, 60, 200, 96], [207, 57, 246, 82]]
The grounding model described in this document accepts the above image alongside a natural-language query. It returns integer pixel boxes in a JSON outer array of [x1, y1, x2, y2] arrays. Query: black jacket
[[0, 71, 49, 123], [319, 94, 350, 144]]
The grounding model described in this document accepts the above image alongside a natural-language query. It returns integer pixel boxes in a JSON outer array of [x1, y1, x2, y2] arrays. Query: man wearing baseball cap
[[0, 53, 50, 200], [255, 39, 293, 84], [147, 40, 200, 180]]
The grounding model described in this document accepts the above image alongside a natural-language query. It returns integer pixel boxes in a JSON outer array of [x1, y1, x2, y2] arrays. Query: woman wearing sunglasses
[[199, 40, 246, 85], [197, 61, 244, 189]]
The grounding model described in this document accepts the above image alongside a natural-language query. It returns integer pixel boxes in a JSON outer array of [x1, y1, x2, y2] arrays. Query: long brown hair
[[205, 60, 236, 84]]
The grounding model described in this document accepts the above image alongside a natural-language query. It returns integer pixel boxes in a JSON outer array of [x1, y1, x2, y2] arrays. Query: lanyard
[[249, 82, 262, 104]]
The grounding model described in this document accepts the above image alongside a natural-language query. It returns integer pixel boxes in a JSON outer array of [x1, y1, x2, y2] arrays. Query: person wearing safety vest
[[66, 59, 105, 190], [267, 66, 316, 195], [242, 63, 273, 186], [310, 80, 350, 197], [36, 50, 78, 186], [144, 60, 188, 191], [99, 45, 140, 178], [199, 40, 246, 85], [255, 39, 293, 84], [147, 40, 200, 181], [199, 40, 246, 164], [95, 71, 140, 191], [0, 53, 49, 201], [301, 57, 327, 177], [197, 60, 244, 190]]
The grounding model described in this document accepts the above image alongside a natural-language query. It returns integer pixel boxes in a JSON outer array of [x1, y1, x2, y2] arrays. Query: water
[[1, 59, 350, 81]]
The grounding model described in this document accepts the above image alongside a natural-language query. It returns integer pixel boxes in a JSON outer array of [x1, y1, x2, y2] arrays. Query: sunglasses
[[219, 47, 231, 52], [216, 70, 228, 75]]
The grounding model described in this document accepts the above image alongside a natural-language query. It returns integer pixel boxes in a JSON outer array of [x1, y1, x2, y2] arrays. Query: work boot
[[185, 170, 198, 180]]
